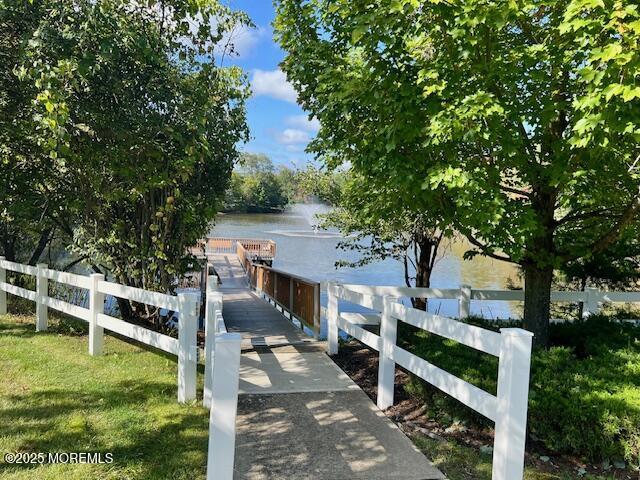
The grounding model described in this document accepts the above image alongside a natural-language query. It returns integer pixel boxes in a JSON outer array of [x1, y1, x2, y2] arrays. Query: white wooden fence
[[325, 282, 533, 480], [0, 257, 241, 480], [203, 275, 242, 480], [335, 283, 640, 320]]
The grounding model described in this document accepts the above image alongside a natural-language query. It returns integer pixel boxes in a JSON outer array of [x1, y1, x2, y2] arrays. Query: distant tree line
[[223, 153, 345, 213]]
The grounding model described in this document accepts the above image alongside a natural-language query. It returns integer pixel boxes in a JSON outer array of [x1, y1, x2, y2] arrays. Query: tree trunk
[[523, 263, 553, 348], [27, 228, 52, 265], [577, 275, 587, 321], [411, 233, 442, 311], [413, 240, 433, 311]]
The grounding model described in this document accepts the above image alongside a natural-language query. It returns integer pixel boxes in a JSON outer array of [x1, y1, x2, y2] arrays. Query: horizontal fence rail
[[0, 257, 242, 480], [0, 256, 198, 403], [96, 313, 180, 355], [326, 282, 534, 480], [338, 283, 640, 320], [97, 280, 180, 312], [237, 242, 321, 337]]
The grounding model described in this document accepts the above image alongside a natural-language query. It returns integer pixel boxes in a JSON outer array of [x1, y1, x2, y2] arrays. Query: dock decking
[[210, 253, 445, 480]]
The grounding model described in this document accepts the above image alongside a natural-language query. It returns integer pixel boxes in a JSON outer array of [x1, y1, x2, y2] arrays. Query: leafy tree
[[3, 0, 250, 324], [296, 165, 346, 205], [324, 172, 443, 310], [0, 1, 62, 264], [224, 154, 289, 213], [275, 0, 640, 346], [275, 165, 299, 202], [558, 225, 640, 317], [238, 152, 275, 175]]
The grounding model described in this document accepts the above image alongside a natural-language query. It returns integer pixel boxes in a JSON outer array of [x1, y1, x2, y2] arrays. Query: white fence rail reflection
[[325, 282, 533, 480]]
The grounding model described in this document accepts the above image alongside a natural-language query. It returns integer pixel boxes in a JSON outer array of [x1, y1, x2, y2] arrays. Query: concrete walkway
[[211, 254, 445, 480]]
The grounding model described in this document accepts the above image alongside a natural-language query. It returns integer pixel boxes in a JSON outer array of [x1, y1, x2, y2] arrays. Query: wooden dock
[[210, 253, 445, 480]]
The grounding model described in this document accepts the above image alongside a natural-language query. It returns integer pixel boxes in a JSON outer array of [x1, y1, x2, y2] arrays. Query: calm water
[[210, 204, 521, 319]]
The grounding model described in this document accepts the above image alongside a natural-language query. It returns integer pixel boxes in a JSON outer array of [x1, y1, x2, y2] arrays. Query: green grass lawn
[[0, 314, 209, 480]]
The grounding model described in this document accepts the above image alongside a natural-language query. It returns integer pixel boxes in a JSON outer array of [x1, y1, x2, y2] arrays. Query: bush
[[403, 316, 640, 468]]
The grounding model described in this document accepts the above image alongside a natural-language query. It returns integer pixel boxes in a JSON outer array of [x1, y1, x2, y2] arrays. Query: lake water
[[210, 204, 521, 319]]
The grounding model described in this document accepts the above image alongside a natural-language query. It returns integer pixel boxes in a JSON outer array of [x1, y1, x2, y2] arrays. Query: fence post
[[207, 332, 242, 480], [459, 284, 471, 319], [0, 256, 6, 315], [89, 273, 105, 356], [178, 292, 199, 403], [273, 271, 278, 307], [209, 273, 219, 292], [377, 296, 397, 410], [327, 282, 339, 355], [313, 283, 321, 339], [492, 328, 534, 480], [583, 287, 601, 318], [36, 263, 48, 332], [289, 277, 294, 314], [204, 276, 222, 408]]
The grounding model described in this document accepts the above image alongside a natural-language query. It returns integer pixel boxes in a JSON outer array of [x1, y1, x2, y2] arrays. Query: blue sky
[[221, 1, 317, 168]]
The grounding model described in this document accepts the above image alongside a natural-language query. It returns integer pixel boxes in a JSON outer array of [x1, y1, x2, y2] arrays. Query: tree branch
[[465, 232, 517, 264], [591, 193, 640, 254], [27, 227, 52, 265], [499, 183, 531, 198], [63, 256, 88, 272], [556, 208, 609, 226], [561, 189, 640, 262]]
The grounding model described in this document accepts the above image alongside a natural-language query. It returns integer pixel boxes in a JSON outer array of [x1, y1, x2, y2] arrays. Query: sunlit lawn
[[0, 315, 209, 480]]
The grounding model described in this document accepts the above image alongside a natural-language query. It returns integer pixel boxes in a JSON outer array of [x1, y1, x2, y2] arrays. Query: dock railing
[[325, 282, 533, 480], [237, 242, 321, 337], [196, 237, 277, 260], [0, 257, 241, 480]]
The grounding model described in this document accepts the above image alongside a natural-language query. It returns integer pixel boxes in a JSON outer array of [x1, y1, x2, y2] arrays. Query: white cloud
[[251, 69, 298, 104], [286, 114, 320, 133], [216, 24, 266, 60], [277, 128, 310, 145]]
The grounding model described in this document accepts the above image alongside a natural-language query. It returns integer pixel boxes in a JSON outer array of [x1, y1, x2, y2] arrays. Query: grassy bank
[[0, 315, 209, 480]]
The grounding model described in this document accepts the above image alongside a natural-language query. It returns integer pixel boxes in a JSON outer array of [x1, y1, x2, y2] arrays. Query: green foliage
[[403, 316, 640, 467], [323, 172, 444, 302], [1, 0, 250, 309], [0, 1, 57, 263], [275, 0, 640, 344], [224, 154, 290, 213], [295, 165, 346, 205], [559, 225, 640, 290], [223, 156, 347, 212]]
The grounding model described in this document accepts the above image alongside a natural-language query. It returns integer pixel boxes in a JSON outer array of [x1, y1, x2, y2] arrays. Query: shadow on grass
[[0, 380, 208, 479], [0, 321, 39, 338]]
